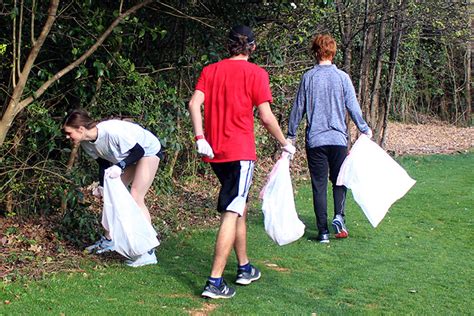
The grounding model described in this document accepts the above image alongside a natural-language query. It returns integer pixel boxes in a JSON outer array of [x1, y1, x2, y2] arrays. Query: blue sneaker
[[235, 265, 261, 285], [332, 214, 348, 238], [201, 280, 235, 299], [85, 236, 114, 254]]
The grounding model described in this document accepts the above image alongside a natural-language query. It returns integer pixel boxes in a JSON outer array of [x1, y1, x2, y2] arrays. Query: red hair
[[311, 34, 337, 62]]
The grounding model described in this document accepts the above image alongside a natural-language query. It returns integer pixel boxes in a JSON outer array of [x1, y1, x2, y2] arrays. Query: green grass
[[1, 153, 473, 315]]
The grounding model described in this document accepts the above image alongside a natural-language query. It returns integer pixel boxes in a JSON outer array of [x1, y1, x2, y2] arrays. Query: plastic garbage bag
[[336, 135, 416, 227], [260, 152, 305, 245], [102, 177, 160, 258]]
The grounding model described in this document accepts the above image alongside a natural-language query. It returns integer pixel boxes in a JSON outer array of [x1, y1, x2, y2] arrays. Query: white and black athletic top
[[81, 120, 161, 163], [81, 120, 161, 185]]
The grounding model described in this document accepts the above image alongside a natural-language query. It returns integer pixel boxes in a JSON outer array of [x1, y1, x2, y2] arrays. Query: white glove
[[92, 186, 104, 197], [282, 141, 296, 159], [105, 165, 122, 179], [365, 129, 373, 139], [196, 139, 215, 159]]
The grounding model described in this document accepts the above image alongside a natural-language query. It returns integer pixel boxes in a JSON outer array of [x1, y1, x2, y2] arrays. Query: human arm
[[116, 143, 145, 169], [257, 102, 295, 154], [287, 78, 307, 142], [189, 90, 205, 137], [343, 75, 371, 136], [188, 90, 214, 158], [96, 157, 111, 186]]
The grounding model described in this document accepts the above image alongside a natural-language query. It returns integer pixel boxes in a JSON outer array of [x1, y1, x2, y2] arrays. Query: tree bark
[[358, 0, 375, 124], [381, 0, 405, 147], [370, 0, 387, 143], [0, 0, 153, 146], [465, 7, 472, 125]]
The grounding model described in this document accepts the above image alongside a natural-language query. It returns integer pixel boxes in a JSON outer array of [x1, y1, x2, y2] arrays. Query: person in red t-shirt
[[189, 25, 296, 299]]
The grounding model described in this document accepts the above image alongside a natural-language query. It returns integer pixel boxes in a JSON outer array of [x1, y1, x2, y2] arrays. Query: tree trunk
[[358, 0, 375, 124], [465, 8, 472, 125], [0, 0, 153, 146], [336, 0, 353, 75], [381, 0, 406, 147], [370, 0, 388, 144], [336, 0, 354, 147]]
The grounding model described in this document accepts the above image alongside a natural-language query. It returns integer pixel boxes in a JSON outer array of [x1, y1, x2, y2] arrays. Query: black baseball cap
[[229, 25, 255, 44]]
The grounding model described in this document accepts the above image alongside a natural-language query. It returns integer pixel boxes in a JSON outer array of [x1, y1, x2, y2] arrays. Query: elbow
[[188, 100, 195, 111], [259, 111, 274, 126]]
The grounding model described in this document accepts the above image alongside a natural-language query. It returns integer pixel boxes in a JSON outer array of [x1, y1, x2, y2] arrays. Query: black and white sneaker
[[235, 265, 261, 285], [201, 280, 236, 299], [316, 233, 330, 243]]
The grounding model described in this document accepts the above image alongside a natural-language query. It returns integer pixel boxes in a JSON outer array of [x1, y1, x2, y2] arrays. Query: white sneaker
[[125, 249, 157, 267], [85, 236, 115, 254]]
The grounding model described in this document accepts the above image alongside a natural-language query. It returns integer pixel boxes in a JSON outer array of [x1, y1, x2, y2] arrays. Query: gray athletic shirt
[[287, 64, 370, 148]]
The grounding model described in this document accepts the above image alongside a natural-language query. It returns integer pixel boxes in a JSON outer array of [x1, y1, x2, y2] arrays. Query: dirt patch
[[188, 302, 218, 315]]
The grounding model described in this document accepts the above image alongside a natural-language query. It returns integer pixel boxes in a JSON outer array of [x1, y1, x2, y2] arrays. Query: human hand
[[105, 165, 122, 179], [281, 141, 296, 159], [286, 137, 295, 146], [196, 139, 215, 159], [92, 186, 104, 197], [365, 129, 373, 139]]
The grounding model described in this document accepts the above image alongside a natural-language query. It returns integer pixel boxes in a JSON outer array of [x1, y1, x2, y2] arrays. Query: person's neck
[[319, 60, 332, 65], [229, 54, 249, 61], [85, 126, 98, 142]]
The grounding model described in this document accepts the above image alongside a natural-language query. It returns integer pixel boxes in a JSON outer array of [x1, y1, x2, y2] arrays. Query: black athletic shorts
[[210, 160, 255, 216]]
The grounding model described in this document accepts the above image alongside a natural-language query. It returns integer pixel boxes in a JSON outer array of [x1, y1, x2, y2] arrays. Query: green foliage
[[0, 1, 470, 234], [59, 202, 101, 247]]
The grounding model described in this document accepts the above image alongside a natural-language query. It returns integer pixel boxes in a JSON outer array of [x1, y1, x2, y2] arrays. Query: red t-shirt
[[195, 59, 273, 162]]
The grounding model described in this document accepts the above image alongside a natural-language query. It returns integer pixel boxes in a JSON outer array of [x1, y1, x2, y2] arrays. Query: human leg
[[307, 146, 330, 235], [121, 164, 136, 187], [202, 161, 256, 298], [211, 161, 255, 266], [119, 156, 159, 266], [210, 211, 239, 277], [128, 156, 160, 223], [232, 207, 261, 285], [234, 207, 248, 266], [328, 146, 349, 238], [328, 146, 348, 217]]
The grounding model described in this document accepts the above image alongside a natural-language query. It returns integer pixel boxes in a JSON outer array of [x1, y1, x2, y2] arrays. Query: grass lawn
[[1, 153, 473, 315]]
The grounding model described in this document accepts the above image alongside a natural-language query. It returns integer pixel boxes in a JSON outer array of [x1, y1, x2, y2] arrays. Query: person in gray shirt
[[287, 33, 372, 243]]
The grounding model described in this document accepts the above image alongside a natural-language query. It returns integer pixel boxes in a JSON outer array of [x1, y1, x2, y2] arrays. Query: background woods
[[0, 1, 471, 240]]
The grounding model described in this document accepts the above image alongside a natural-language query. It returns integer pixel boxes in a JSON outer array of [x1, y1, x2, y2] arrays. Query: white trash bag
[[260, 152, 305, 245], [102, 177, 160, 258], [336, 135, 416, 227]]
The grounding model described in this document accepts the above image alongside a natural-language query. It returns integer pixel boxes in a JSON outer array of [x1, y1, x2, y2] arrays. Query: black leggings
[[306, 145, 347, 234]]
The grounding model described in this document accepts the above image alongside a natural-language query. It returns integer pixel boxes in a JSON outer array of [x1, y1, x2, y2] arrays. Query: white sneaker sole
[[235, 273, 261, 285], [201, 290, 235, 299]]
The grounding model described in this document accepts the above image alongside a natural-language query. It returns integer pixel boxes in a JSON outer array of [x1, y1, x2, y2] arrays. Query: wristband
[[116, 160, 126, 170], [194, 135, 205, 141]]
